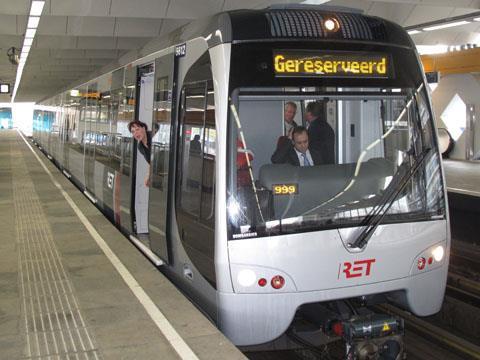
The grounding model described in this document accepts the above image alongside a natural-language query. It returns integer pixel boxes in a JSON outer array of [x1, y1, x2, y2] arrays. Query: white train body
[[33, 6, 449, 346]]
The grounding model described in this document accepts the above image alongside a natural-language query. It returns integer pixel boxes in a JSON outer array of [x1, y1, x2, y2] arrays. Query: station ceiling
[[1, 0, 479, 103]]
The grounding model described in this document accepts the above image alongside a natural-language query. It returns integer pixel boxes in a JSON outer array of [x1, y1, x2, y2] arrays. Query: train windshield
[[227, 85, 445, 240]]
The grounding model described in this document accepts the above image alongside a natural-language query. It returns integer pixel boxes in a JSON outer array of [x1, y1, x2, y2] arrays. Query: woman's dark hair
[[127, 120, 148, 132]]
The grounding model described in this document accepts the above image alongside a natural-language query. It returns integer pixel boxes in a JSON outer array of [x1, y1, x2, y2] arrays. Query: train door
[[175, 50, 216, 286], [133, 65, 154, 235], [148, 53, 175, 262], [84, 84, 98, 193]]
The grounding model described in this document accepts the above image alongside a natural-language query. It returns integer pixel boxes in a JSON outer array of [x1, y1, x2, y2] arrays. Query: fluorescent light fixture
[[423, 20, 470, 31], [22, 45, 31, 53], [27, 16, 40, 29], [0, 84, 10, 94], [407, 30, 421, 35], [30, 1, 45, 16], [23, 38, 34, 46], [416, 44, 448, 55], [474, 17, 480, 22], [25, 28, 36, 38]]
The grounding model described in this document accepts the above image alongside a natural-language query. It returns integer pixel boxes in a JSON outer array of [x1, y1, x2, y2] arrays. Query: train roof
[[45, 5, 415, 102], [142, 5, 415, 52]]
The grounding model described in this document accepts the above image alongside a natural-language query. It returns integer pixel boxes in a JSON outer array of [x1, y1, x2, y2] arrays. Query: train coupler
[[330, 314, 405, 360]]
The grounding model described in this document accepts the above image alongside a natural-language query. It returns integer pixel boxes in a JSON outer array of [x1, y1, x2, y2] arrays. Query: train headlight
[[324, 18, 340, 32], [237, 269, 256, 287], [432, 245, 444, 262]]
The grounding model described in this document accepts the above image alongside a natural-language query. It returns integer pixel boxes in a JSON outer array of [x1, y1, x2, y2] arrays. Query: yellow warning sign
[[382, 323, 391, 332]]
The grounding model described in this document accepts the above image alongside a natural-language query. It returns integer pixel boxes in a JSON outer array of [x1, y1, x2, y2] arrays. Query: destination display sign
[[273, 51, 391, 78]]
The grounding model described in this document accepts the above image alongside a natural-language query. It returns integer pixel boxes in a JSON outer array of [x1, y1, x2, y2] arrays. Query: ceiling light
[[23, 38, 33, 46], [423, 20, 471, 31], [25, 28, 37, 38], [27, 16, 40, 29], [407, 30, 421, 35], [416, 44, 448, 55], [474, 17, 480, 22], [30, 1, 45, 16]]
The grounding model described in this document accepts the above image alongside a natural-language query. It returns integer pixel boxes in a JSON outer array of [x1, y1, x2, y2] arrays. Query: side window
[[176, 51, 216, 286], [179, 81, 216, 223]]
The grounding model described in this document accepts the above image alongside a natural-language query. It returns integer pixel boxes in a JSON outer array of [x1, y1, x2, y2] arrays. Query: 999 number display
[[272, 183, 298, 195]]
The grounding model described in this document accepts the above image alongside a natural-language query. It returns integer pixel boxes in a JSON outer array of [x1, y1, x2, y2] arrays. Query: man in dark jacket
[[305, 101, 335, 164], [271, 126, 323, 166]]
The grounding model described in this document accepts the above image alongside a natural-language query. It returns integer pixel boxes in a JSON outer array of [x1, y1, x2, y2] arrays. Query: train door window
[[179, 85, 206, 217], [200, 92, 216, 226], [176, 51, 216, 286]]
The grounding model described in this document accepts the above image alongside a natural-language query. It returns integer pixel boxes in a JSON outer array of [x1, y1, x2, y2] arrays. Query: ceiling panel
[[84, 49, 120, 58], [0, 15, 20, 36], [366, 2, 416, 25], [159, 19, 190, 36], [114, 18, 162, 37], [403, 5, 457, 26], [77, 37, 116, 50], [0, 34, 23, 49], [167, 0, 224, 19], [67, 16, 115, 37], [37, 16, 68, 36], [35, 35, 77, 49], [48, 0, 111, 17], [0, 1, 28, 15], [109, 0, 169, 18], [116, 37, 152, 49]]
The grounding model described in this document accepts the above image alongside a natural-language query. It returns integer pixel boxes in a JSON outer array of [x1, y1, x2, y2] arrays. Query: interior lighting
[[27, 16, 40, 29], [23, 38, 33, 47], [407, 30, 421, 35], [423, 21, 470, 31], [474, 18, 480, 22], [30, 1, 45, 16], [25, 28, 36, 38], [432, 246, 444, 262], [12, 0, 45, 102]]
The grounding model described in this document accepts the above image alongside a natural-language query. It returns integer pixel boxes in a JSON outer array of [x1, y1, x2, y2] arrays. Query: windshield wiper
[[349, 148, 432, 249]]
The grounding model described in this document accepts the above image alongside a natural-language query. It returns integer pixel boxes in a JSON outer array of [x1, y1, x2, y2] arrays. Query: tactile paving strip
[[12, 143, 100, 360]]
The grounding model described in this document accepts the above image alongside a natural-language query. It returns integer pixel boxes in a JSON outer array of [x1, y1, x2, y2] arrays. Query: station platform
[[443, 159, 480, 197], [0, 130, 245, 359]]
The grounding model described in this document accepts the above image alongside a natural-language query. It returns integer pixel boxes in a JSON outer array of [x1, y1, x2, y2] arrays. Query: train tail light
[[271, 275, 285, 289], [417, 257, 426, 270], [258, 278, 267, 287], [332, 321, 344, 337]]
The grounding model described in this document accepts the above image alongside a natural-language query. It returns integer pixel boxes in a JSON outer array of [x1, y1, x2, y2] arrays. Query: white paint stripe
[[19, 131, 199, 360]]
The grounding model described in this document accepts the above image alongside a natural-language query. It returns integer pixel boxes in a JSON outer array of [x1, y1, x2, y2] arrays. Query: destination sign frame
[[273, 50, 392, 79]]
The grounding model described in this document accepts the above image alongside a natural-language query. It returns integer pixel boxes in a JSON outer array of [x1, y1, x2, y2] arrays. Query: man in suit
[[284, 101, 298, 135], [271, 126, 324, 166], [305, 101, 335, 164]]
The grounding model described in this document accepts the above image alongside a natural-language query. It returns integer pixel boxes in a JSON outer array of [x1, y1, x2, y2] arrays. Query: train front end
[[214, 8, 449, 346]]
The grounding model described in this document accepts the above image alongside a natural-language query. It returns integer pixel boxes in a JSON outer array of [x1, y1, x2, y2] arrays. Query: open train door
[[133, 64, 154, 236]]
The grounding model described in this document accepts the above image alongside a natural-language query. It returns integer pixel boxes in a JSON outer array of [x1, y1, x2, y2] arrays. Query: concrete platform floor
[[0, 130, 245, 360]]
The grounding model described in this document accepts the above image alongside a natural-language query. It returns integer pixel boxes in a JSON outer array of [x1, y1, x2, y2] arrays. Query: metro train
[[32, 5, 450, 352]]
